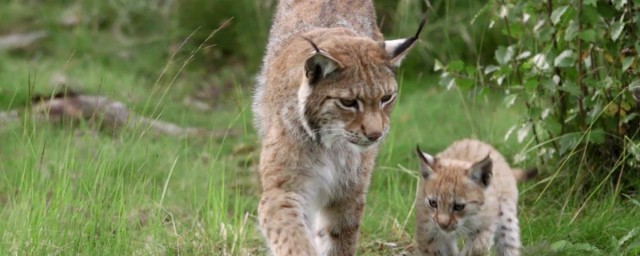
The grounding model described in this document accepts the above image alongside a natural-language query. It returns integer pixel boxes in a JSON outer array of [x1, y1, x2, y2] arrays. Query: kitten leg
[[414, 221, 458, 256], [259, 189, 317, 256], [493, 205, 521, 256], [460, 227, 495, 256]]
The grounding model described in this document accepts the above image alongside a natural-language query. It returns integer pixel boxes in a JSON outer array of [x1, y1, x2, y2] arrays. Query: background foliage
[[436, 0, 640, 197]]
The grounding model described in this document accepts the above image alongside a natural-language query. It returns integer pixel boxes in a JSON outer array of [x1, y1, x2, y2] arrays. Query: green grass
[[1, 0, 639, 255], [2, 62, 638, 255]]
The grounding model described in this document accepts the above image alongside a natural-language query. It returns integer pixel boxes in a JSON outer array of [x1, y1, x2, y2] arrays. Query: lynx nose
[[437, 222, 453, 231], [435, 215, 455, 232], [366, 132, 382, 142]]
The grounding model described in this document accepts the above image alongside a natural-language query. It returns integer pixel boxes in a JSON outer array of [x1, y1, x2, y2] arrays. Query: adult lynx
[[252, 0, 424, 255], [414, 139, 536, 256]]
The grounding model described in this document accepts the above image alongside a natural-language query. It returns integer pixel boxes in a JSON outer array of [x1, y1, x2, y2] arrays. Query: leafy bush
[[375, 0, 503, 76], [437, 0, 640, 194]]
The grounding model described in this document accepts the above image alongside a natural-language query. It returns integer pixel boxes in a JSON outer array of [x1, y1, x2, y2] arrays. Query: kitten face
[[415, 148, 491, 233]]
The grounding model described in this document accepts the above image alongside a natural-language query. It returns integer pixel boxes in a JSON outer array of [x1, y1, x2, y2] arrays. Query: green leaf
[[623, 194, 640, 207], [524, 78, 537, 92], [614, 0, 628, 10], [580, 29, 597, 42], [622, 113, 639, 124], [439, 73, 456, 90], [434, 59, 444, 71], [484, 65, 500, 74], [502, 23, 524, 38], [584, 0, 597, 6], [558, 133, 581, 155], [554, 50, 576, 68], [533, 53, 551, 71], [465, 66, 477, 77], [503, 94, 518, 108], [551, 6, 569, 25], [622, 57, 634, 72], [517, 123, 531, 143], [541, 108, 553, 120], [542, 78, 557, 93], [618, 228, 638, 247], [629, 79, 640, 89], [516, 51, 531, 60], [588, 129, 606, 144], [559, 80, 581, 96], [543, 119, 563, 135], [611, 21, 625, 41], [551, 240, 571, 252], [456, 78, 474, 89], [495, 46, 514, 65], [447, 60, 465, 72], [572, 243, 602, 253], [504, 125, 517, 141], [582, 5, 602, 24], [536, 26, 555, 42], [565, 20, 579, 41]]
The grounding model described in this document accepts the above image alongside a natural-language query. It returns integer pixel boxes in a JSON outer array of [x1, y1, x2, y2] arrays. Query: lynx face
[[298, 37, 404, 150], [416, 148, 493, 233]]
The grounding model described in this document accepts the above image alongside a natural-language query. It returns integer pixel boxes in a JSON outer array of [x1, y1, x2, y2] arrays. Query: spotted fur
[[414, 139, 536, 256], [252, 1, 423, 255]]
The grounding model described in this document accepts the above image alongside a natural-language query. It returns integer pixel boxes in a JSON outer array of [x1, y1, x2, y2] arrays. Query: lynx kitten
[[414, 139, 536, 256], [252, 0, 424, 255]]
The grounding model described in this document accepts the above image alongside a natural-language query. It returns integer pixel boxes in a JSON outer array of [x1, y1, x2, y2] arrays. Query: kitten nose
[[366, 132, 382, 142], [437, 222, 452, 231], [436, 215, 454, 231]]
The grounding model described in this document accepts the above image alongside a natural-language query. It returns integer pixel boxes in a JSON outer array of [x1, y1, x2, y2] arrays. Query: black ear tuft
[[415, 145, 425, 161], [392, 14, 427, 57], [415, 144, 435, 179], [301, 36, 342, 85], [384, 13, 428, 66], [302, 36, 321, 53]]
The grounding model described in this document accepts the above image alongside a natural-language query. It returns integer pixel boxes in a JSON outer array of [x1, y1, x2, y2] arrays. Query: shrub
[[437, 0, 640, 195], [377, 0, 502, 76]]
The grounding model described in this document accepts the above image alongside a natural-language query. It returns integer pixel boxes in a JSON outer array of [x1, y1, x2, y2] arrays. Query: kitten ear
[[302, 37, 343, 85], [384, 14, 427, 67], [469, 154, 493, 188], [416, 145, 436, 179]]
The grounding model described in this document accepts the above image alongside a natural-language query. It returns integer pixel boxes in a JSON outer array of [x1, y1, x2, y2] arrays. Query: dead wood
[[1, 91, 236, 139]]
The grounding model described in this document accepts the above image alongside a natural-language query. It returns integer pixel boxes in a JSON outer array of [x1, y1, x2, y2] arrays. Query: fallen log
[[1, 90, 233, 139]]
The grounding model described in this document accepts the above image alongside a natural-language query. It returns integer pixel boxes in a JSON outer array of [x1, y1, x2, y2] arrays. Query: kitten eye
[[338, 98, 359, 109], [453, 203, 465, 211], [380, 94, 394, 104], [428, 199, 438, 209]]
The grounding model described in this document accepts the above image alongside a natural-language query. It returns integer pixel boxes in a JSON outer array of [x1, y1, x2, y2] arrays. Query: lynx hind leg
[[259, 189, 317, 256], [315, 200, 364, 256], [493, 203, 522, 256]]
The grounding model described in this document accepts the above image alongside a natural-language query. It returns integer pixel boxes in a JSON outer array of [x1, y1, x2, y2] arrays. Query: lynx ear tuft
[[384, 14, 427, 66], [416, 145, 436, 179], [302, 37, 343, 85]]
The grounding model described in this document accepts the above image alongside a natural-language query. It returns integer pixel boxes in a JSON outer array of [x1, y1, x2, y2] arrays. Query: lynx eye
[[381, 94, 393, 103], [338, 98, 359, 109], [453, 203, 466, 211], [428, 199, 438, 209]]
